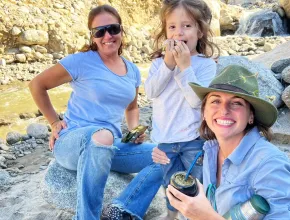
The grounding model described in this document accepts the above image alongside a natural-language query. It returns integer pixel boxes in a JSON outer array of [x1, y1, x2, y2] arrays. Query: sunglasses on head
[[91, 24, 121, 38]]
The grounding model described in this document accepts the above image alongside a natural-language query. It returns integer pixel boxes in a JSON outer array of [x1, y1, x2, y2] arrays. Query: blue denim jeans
[[157, 138, 204, 211], [53, 126, 162, 220]]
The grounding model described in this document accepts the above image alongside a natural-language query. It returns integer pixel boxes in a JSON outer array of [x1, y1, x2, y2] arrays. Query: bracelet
[[50, 119, 61, 126]]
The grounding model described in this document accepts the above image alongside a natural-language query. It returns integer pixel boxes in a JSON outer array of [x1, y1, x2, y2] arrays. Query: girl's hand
[[166, 180, 222, 220], [152, 147, 170, 164], [163, 39, 177, 70], [134, 132, 146, 144], [172, 41, 191, 72], [49, 120, 67, 151]]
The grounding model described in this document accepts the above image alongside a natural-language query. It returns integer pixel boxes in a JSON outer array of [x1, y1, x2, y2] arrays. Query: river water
[[0, 63, 150, 140]]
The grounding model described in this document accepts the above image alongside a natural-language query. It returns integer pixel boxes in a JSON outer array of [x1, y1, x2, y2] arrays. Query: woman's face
[[91, 12, 122, 56], [203, 92, 254, 143]]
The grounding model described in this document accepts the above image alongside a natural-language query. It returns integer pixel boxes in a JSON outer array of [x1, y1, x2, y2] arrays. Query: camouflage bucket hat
[[189, 65, 278, 127]]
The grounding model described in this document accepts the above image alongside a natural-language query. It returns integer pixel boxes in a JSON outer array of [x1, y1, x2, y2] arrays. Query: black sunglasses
[[91, 24, 121, 38]]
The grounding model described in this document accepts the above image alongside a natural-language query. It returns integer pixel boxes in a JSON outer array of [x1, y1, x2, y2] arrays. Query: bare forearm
[[29, 80, 59, 125], [125, 108, 139, 131]]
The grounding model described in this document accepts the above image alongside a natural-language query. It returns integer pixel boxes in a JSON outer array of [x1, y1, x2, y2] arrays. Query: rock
[[271, 58, 290, 73], [217, 56, 284, 108], [282, 85, 290, 109], [264, 42, 276, 52], [282, 66, 290, 83], [280, 0, 290, 19], [6, 132, 22, 145], [0, 170, 10, 186], [19, 45, 32, 53], [42, 160, 165, 219], [0, 59, 6, 67], [32, 45, 48, 54], [0, 154, 7, 169], [272, 107, 290, 144], [11, 26, 21, 36], [15, 54, 27, 63], [0, 144, 10, 151], [27, 123, 49, 139], [18, 30, 49, 46], [252, 41, 290, 68]]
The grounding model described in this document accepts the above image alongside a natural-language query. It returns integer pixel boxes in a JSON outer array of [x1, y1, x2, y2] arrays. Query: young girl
[[145, 0, 219, 219]]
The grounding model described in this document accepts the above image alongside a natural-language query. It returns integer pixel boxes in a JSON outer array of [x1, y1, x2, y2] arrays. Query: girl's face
[[203, 92, 254, 144], [165, 6, 202, 55], [91, 12, 122, 56]]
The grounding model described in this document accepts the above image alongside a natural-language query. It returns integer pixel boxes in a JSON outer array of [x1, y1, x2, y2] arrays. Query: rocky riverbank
[[1, 0, 290, 219]]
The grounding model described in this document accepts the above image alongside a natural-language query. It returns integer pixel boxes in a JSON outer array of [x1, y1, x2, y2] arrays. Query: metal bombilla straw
[[184, 151, 204, 181]]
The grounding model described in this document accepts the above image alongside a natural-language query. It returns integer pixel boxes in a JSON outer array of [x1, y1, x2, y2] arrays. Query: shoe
[[101, 204, 133, 220]]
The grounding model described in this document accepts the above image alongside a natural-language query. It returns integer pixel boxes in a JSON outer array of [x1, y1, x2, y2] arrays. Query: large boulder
[[204, 0, 221, 36], [252, 41, 290, 68], [280, 0, 290, 18], [41, 160, 165, 219], [217, 56, 284, 108]]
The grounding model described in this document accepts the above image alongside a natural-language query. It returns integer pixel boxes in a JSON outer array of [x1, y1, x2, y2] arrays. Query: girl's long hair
[[151, 0, 219, 60]]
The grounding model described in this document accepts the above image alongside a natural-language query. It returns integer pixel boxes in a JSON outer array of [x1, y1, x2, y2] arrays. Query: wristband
[[51, 118, 61, 126]]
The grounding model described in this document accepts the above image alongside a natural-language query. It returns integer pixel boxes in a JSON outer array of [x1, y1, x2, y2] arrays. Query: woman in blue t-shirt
[[29, 5, 162, 220]]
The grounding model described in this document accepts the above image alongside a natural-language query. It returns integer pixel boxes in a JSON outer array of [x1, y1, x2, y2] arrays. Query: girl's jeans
[[157, 138, 204, 211], [53, 126, 162, 220]]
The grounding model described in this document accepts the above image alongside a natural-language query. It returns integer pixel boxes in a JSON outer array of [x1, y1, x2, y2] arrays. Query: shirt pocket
[[224, 166, 250, 186]]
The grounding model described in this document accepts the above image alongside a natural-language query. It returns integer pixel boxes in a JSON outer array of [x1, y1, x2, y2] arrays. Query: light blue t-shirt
[[59, 50, 141, 138], [203, 127, 290, 219]]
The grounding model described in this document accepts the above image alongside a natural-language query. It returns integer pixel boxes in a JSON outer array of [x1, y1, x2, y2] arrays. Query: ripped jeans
[[53, 126, 162, 220]]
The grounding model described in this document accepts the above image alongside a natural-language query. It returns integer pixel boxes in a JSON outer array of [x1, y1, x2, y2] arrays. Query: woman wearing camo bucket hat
[[155, 65, 290, 219]]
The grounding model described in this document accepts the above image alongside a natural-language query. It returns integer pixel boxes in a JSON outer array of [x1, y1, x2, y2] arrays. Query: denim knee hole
[[91, 129, 114, 147]]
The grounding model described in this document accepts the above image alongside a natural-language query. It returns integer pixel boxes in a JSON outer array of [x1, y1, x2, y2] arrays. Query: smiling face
[[91, 12, 122, 57], [165, 6, 202, 55], [203, 92, 254, 144]]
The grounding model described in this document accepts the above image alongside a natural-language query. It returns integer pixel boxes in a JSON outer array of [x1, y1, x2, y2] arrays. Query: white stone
[[11, 27, 21, 36], [19, 45, 32, 53], [15, 54, 27, 63], [0, 59, 6, 67]]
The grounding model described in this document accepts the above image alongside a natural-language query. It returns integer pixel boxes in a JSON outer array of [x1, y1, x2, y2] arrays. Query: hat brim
[[189, 82, 278, 127]]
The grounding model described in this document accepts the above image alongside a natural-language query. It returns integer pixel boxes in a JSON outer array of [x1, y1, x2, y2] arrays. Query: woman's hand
[[172, 41, 191, 72], [164, 39, 177, 70], [166, 180, 223, 220], [134, 132, 146, 144], [152, 147, 170, 164], [49, 120, 67, 151]]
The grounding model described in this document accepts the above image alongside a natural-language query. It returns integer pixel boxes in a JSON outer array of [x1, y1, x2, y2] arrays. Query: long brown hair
[[199, 94, 273, 141], [81, 5, 124, 55], [151, 0, 219, 59]]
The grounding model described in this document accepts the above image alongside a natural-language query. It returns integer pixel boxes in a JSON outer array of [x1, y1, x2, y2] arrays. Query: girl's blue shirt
[[58, 50, 141, 138]]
